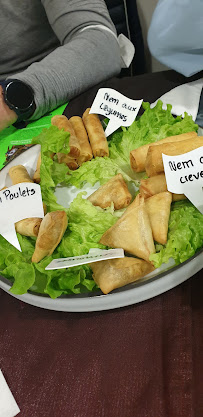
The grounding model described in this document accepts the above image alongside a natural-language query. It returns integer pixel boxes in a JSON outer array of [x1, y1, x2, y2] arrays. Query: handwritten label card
[[162, 146, 203, 213], [45, 248, 124, 270], [0, 183, 44, 251], [90, 88, 143, 137]]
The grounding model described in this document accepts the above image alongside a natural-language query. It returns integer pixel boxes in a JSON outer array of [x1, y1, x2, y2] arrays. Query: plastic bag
[[147, 0, 203, 76]]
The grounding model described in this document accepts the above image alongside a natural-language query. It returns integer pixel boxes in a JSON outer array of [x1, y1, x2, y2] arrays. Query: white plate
[[0, 145, 202, 312]]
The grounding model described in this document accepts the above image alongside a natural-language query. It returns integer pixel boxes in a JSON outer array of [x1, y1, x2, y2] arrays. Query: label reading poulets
[[0, 183, 44, 251]]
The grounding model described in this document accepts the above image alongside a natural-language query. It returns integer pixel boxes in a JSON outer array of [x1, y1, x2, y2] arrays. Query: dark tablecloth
[[1, 70, 203, 417]]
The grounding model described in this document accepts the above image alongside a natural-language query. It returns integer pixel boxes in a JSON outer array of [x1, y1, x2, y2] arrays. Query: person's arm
[[10, 0, 122, 120]]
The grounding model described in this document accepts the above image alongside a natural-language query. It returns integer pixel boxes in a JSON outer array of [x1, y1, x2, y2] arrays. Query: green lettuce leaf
[[3, 262, 35, 295], [65, 155, 138, 189], [0, 234, 36, 294], [31, 125, 71, 212], [31, 125, 70, 154], [150, 201, 203, 268], [57, 193, 118, 257]]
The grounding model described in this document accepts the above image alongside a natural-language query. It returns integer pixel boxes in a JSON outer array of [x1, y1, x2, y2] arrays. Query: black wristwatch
[[0, 79, 36, 123]]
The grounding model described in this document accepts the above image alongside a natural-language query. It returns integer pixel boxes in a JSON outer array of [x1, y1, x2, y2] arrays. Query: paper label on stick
[[162, 147, 203, 213], [0, 183, 44, 251], [0, 369, 20, 417], [45, 248, 124, 270], [90, 88, 143, 137]]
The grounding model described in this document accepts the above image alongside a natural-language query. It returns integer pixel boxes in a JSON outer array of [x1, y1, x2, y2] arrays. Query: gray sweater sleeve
[[11, 0, 121, 119]]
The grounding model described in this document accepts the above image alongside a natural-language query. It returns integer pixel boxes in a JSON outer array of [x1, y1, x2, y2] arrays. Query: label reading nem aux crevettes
[[162, 146, 203, 214]]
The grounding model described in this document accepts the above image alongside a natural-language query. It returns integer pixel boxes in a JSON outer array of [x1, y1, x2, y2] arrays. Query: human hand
[[0, 85, 17, 131]]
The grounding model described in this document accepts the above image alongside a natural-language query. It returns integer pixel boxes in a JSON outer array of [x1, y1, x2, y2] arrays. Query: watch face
[[6, 81, 34, 110]]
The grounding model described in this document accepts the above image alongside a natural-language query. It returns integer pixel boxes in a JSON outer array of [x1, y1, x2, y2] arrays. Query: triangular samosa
[[88, 174, 132, 210], [145, 191, 172, 245], [100, 195, 155, 262], [89, 257, 154, 294]]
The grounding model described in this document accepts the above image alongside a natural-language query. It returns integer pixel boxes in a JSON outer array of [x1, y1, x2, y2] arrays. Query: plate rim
[[1, 249, 202, 312]]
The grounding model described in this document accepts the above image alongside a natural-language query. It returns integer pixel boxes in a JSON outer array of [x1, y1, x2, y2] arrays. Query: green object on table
[[0, 103, 67, 170]]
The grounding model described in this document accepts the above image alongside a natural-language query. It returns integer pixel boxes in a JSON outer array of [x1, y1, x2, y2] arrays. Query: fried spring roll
[[89, 257, 154, 294], [57, 153, 78, 170], [69, 116, 93, 165], [82, 108, 109, 157], [87, 174, 132, 210], [130, 132, 198, 172], [15, 203, 46, 237], [140, 174, 186, 201], [15, 218, 42, 237], [33, 153, 41, 183], [51, 115, 81, 158], [145, 136, 203, 177], [32, 211, 68, 263], [9, 165, 33, 184]]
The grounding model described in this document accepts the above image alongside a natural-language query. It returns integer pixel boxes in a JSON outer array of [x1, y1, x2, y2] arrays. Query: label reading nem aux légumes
[[90, 88, 143, 137]]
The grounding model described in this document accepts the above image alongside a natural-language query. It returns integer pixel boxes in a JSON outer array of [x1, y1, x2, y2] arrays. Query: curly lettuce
[[150, 201, 203, 268]]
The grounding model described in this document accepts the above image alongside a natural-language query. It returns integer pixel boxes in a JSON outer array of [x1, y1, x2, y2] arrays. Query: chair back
[[105, 0, 146, 76]]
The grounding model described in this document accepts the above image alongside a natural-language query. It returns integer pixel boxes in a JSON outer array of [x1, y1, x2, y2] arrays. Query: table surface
[[1, 70, 203, 417]]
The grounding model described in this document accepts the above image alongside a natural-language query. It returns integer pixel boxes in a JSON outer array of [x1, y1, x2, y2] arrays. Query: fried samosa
[[32, 211, 68, 263], [140, 174, 186, 201], [89, 257, 154, 294], [100, 195, 155, 262], [145, 192, 172, 245], [87, 174, 132, 210]]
